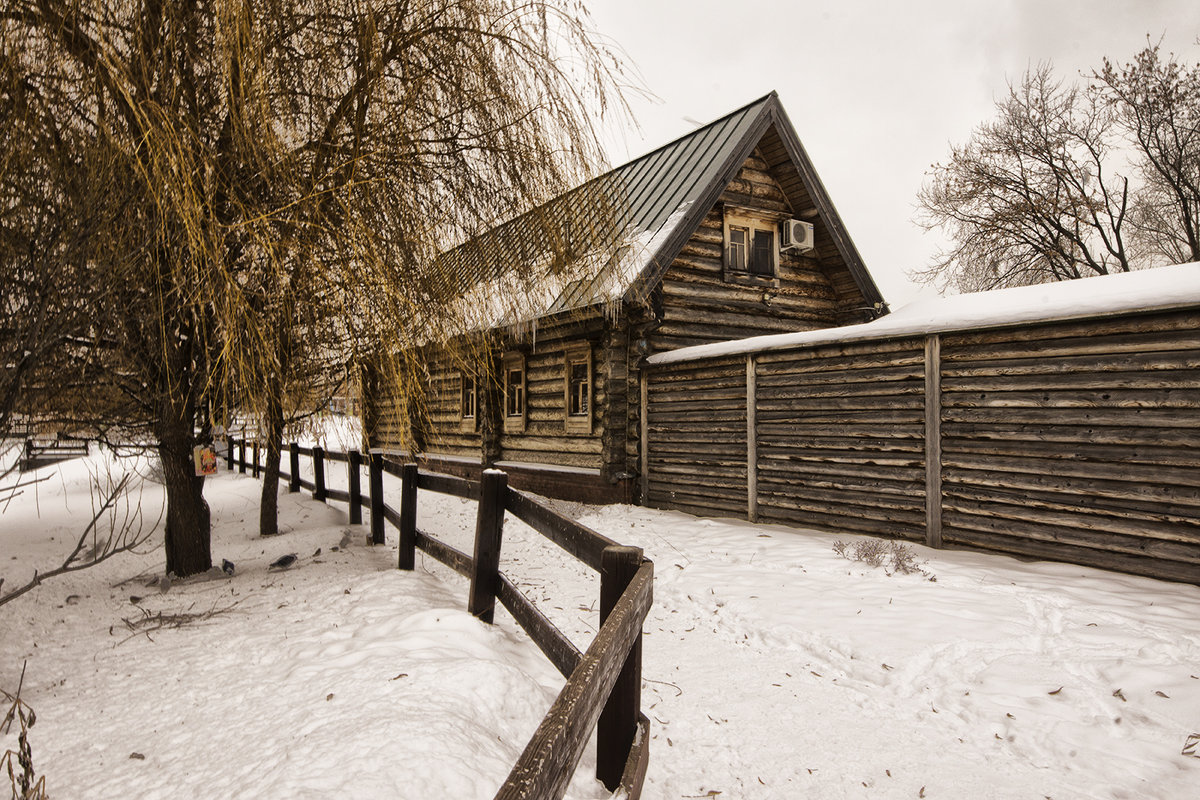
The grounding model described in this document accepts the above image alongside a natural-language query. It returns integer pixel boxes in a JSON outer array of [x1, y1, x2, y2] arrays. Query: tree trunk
[[159, 426, 212, 578], [259, 392, 284, 537]]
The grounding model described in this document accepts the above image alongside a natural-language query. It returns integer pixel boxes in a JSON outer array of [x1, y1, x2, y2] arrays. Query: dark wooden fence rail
[[231, 439, 652, 799]]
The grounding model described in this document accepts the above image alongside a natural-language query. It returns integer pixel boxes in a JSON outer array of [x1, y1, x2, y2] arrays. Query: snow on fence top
[[647, 261, 1200, 365]]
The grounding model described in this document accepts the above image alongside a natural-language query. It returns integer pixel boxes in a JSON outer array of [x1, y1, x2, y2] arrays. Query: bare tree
[[916, 65, 1133, 293], [1096, 42, 1200, 265], [0, 1, 629, 568]]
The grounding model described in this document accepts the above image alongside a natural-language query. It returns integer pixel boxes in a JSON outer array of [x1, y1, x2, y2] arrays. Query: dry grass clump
[[833, 538, 935, 581]]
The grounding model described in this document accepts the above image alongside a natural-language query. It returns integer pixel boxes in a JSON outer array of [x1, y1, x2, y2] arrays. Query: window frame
[[458, 371, 478, 432], [563, 344, 593, 434], [723, 206, 786, 284], [502, 352, 526, 434]]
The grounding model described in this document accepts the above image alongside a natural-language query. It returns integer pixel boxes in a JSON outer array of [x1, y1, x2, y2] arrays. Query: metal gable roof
[[438, 92, 883, 328], [538, 93, 774, 315]]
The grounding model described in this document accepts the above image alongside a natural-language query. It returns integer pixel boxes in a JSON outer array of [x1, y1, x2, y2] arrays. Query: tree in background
[[0, 1, 629, 573], [916, 42, 1200, 293], [1097, 44, 1200, 266]]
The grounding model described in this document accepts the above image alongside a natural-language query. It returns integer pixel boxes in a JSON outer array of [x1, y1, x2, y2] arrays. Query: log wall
[[643, 356, 748, 518], [498, 316, 607, 470], [650, 149, 872, 352], [644, 308, 1200, 584], [937, 310, 1200, 583], [754, 338, 927, 540], [375, 313, 629, 500], [421, 352, 483, 460]]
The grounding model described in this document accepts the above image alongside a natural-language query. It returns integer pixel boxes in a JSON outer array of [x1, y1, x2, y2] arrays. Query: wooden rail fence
[[230, 439, 652, 799]]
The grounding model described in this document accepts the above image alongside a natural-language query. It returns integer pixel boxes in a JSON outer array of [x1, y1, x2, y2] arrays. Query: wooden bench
[[20, 436, 90, 472]]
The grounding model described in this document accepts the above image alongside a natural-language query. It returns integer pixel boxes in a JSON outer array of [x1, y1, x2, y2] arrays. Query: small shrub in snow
[[833, 538, 934, 580], [2, 666, 48, 800]]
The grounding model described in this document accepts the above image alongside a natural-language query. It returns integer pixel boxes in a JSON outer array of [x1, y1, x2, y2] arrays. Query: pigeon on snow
[[269, 553, 298, 571], [221, 559, 236, 576]]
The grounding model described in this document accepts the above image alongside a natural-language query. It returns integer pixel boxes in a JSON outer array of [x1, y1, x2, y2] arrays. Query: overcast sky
[[586, 0, 1200, 307]]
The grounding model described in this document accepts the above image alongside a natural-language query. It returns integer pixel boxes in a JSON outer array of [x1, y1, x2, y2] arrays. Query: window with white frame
[[459, 372, 477, 431], [724, 208, 780, 279]]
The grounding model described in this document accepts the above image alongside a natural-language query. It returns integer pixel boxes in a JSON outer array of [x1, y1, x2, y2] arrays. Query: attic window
[[724, 209, 779, 279]]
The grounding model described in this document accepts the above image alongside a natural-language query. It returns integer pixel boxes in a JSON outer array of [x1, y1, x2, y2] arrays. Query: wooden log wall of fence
[[644, 307, 1200, 585], [230, 440, 652, 799]]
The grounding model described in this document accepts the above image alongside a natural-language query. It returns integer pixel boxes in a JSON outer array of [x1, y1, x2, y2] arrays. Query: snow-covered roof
[[444, 202, 694, 332], [647, 262, 1200, 365]]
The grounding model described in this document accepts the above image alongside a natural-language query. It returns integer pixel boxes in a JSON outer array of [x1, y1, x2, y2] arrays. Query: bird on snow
[[269, 553, 298, 571], [221, 559, 235, 576]]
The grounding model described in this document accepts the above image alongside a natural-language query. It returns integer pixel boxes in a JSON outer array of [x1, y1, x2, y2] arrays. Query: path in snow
[[4, 450, 1199, 799], [412, 489, 1200, 800], [1, 454, 606, 800]]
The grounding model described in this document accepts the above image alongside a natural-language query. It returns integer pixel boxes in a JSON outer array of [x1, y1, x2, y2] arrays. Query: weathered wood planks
[[644, 307, 1200, 584]]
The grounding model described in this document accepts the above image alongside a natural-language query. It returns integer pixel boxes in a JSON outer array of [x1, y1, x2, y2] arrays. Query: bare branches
[[115, 600, 242, 647], [916, 65, 1132, 293], [917, 45, 1200, 294], [0, 467, 159, 609], [1096, 41, 1200, 265]]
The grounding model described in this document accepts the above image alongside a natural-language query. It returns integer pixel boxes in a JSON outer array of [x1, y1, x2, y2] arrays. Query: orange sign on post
[[193, 445, 218, 476]]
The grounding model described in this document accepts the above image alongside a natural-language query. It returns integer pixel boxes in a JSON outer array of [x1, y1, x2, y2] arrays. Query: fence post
[[348, 450, 362, 525], [369, 453, 384, 545], [746, 354, 757, 523], [398, 463, 418, 568], [312, 446, 326, 502], [252, 441, 260, 479], [238, 439, 246, 474], [596, 545, 644, 791], [225, 438, 234, 471], [289, 443, 300, 492], [924, 334, 944, 549], [468, 469, 507, 624]]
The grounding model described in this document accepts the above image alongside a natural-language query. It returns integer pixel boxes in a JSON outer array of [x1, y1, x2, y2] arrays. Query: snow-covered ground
[[3, 447, 1200, 799]]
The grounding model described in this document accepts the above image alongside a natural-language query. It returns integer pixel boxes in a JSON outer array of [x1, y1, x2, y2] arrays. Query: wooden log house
[[369, 92, 887, 502], [368, 91, 1200, 584]]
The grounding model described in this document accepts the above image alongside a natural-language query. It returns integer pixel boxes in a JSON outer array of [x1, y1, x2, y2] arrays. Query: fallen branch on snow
[[0, 468, 161, 608], [114, 600, 242, 646]]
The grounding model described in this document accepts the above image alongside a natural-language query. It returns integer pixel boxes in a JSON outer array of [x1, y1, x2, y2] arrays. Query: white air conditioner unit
[[780, 219, 815, 253]]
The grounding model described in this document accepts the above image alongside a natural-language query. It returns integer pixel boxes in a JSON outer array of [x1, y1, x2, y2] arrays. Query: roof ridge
[[596, 91, 778, 180]]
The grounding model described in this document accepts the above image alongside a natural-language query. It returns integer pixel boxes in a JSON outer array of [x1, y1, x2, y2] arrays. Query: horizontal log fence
[[230, 439, 652, 799], [643, 306, 1200, 585]]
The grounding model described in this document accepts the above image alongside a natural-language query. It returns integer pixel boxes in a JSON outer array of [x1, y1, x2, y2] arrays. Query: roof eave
[[765, 101, 887, 310], [620, 93, 781, 307]]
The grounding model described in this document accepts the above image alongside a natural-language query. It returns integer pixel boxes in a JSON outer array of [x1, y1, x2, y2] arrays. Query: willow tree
[[0, 1, 628, 573]]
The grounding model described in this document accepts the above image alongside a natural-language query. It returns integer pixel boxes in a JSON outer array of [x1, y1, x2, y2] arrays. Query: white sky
[[587, 0, 1200, 307]]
